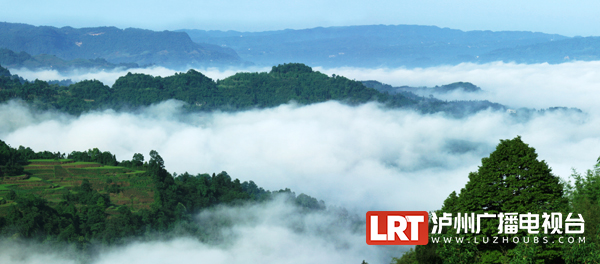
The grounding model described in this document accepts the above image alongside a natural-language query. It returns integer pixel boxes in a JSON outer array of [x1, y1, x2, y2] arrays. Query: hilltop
[[0, 63, 506, 117], [0, 140, 326, 246]]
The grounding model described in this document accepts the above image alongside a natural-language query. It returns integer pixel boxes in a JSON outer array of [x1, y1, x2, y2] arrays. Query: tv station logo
[[366, 211, 429, 245]]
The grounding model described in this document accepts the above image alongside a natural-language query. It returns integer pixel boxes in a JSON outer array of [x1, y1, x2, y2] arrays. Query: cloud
[[0, 197, 398, 264], [316, 61, 600, 112], [3, 62, 600, 213], [3, 61, 600, 262], [1, 99, 596, 215], [4, 61, 600, 213]]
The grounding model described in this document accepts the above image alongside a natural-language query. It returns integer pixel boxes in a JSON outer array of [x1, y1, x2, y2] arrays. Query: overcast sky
[[1, 0, 599, 36]]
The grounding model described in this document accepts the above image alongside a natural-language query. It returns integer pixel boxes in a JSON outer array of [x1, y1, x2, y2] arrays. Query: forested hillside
[[392, 137, 600, 264], [0, 63, 505, 117], [0, 139, 329, 247]]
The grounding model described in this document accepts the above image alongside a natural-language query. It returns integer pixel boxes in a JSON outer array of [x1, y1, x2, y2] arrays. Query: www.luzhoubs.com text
[[430, 236, 586, 244]]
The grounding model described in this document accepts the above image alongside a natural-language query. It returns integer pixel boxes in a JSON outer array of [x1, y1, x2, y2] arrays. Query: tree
[[429, 136, 567, 263], [562, 158, 600, 262], [132, 153, 144, 167], [391, 248, 418, 264], [451, 136, 566, 215]]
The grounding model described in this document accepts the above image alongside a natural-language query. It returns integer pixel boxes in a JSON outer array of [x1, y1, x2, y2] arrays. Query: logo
[[366, 211, 429, 245], [430, 212, 584, 235]]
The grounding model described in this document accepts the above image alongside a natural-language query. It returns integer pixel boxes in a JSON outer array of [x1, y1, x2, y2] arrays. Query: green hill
[[0, 159, 152, 216], [0, 62, 507, 117], [0, 139, 325, 246]]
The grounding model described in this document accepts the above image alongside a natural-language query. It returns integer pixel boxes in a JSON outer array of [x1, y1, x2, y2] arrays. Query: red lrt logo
[[366, 211, 429, 245]]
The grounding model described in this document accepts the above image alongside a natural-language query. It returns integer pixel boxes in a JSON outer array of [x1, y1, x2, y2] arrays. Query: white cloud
[[316, 61, 600, 112], [0, 198, 398, 264], [1, 99, 596, 214], [4, 61, 600, 212], [3, 61, 600, 262]]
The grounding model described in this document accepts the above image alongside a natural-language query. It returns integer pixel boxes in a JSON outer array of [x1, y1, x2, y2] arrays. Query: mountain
[[0, 140, 329, 246], [0, 48, 141, 71], [362, 80, 483, 96], [0, 63, 508, 117], [181, 25, 568, 68], [478, 36, 600, 63], [0, 22, 244, 69]]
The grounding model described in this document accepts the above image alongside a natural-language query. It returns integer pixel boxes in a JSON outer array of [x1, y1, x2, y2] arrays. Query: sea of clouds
[[3, 61, 600, 263]]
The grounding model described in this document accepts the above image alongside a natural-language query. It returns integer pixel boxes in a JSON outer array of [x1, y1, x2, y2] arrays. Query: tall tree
[[425, 136, 568, 263]]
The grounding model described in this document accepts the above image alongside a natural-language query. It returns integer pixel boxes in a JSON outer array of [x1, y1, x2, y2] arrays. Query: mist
[[2, 61, 600, 263], [0, 197, 400, 264], [316, 61, 600, 112]]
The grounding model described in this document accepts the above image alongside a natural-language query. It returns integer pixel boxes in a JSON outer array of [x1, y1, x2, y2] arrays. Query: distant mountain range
[[2, 22, 600, 70], [181, 25, 573, 68], [478, 36, 600, 63], [0, 22, 244, 69], [0, 48, 141, 71], [361, 80, 483, 96]]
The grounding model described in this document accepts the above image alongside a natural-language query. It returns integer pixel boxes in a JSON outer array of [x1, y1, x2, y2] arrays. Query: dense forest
[[0, 139, 332, 250], [0, 62, 505, 117], [392, 137, 600, 264]]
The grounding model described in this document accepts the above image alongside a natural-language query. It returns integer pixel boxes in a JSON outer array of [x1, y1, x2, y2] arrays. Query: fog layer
[[4, 62, 600, 212], [2, 61, 599, 263], [1, 197, 399, 264]]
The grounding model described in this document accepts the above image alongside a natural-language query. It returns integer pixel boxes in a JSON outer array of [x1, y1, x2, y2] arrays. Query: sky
[[1, 0, 600, 36], [2, 2, 600, 261]]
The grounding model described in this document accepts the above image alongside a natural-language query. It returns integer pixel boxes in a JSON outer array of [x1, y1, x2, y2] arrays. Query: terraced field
[[0, 159, 156, 215]]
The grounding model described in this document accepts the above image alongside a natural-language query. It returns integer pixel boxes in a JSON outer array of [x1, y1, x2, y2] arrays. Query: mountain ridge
[[0, 22, 245, 69], [181, 24, 569, 68]]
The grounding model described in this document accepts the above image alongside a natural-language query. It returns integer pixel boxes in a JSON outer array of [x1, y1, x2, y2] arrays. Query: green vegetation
[[0, 63, 506, 117], [0, 139, 327, 248], [397, 136, 600, 263]]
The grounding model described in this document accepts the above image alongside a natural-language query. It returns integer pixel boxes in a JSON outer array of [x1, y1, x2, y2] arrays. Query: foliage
[[0, 63, 417, 114], [0, 142, 329, 249], [437, 241, 478, 264], [68, 148, 118, 166], [0, 63, 508, 117], [413, 136, 568, 263], [562, 158, 600, 262], [391, 248, 418, 264], [562, 242, 600, 263], [567, 160, 600, 244]]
